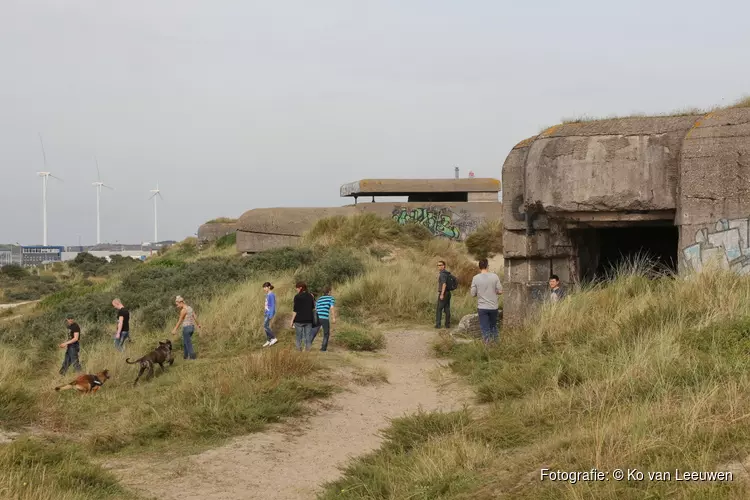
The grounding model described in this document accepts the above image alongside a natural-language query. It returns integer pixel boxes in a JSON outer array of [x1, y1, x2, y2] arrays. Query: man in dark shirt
[[435, 260, 451, 329], [59, 314, 82, 375], [112, 298, 130, 351], [290, 282, 315, 351], [549, 274, 566, 302]]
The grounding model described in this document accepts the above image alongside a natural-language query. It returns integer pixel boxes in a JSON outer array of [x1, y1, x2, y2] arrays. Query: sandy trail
[[111, 329, 472, 500]]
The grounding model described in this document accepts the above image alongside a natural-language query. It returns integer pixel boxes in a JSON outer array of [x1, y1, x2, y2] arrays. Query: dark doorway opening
[[572, 224, 679, 282]]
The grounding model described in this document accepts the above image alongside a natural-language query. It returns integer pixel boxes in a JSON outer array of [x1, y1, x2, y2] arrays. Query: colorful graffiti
[[682, 218, 750, 274], [391, 207, 463, 239]]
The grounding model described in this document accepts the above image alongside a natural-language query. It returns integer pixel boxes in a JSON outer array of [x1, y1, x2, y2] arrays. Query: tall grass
[[322, 267, 750, 499]]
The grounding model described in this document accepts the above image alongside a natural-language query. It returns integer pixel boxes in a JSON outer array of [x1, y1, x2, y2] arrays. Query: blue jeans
[[294, 323, 312, 351], [264, 316, 275, 341], [60, 343, 82, 375], [478, 309, 499, 343], [182, 325, 196, 359], [310, 319, 331, 351], [114, 331, 129, 351]]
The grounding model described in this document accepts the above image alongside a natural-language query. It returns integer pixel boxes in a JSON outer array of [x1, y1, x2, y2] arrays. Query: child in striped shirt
[[312, 286, 336, 351]]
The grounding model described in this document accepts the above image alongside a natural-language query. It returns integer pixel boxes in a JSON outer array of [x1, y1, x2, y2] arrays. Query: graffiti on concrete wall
[[682, 218, 750, 274], [391, 206, 479, 240]]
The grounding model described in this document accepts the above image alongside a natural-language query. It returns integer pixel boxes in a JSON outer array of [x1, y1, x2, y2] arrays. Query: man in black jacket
[[435, 260, 451, 329]]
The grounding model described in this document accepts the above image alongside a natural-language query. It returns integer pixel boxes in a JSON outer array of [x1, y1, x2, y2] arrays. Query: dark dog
[[55, 369, 110, 394], [126, 340, 174, 386]]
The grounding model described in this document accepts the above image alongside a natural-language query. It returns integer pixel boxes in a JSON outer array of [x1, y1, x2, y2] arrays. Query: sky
[[2, 0, 749, 246]]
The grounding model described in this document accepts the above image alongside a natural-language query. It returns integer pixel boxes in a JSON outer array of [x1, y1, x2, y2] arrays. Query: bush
[[334, 324, 385, 351], [296, 248, 365, 294], [69, 252, 108, 277], [0, 265, 27, 280], [465, 219, 503, 259], [215, 232, 237, 249]]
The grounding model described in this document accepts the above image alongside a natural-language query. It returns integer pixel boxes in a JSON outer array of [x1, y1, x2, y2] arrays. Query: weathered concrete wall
[[678, 109, 750, 273], [235, 202, 502, 253], [236, 207, 355, 253], [500, 114, 720, 327], [197, 222, 237, 243], [358, 202, 501, 241]]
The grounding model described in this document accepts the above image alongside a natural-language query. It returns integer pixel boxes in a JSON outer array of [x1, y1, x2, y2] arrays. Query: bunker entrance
[[572, 224, 678, 282]]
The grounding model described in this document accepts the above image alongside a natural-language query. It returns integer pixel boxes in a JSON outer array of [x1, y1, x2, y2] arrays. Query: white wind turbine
[[36, 134, 63, 246], [92, 157, 114, 245], [148, 183, 163, 243]]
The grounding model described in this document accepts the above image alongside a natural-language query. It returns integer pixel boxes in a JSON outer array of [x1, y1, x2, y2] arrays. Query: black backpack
[[446, 272, 458, 291]]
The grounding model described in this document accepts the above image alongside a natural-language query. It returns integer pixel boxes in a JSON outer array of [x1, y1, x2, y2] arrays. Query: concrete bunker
[[570, 223, 679, 281], [502, 108, 750, 326]]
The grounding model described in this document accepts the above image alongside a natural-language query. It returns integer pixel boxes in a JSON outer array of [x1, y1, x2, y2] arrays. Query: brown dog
[[55, 369, 110, 394], [126, 340, 174, 386]]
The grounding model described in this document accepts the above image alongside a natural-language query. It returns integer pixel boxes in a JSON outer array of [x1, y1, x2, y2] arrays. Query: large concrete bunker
[[503, 107, 750, 326]]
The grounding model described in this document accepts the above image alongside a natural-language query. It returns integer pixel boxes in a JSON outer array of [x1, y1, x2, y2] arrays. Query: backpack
[[446, 272, 458, 291]]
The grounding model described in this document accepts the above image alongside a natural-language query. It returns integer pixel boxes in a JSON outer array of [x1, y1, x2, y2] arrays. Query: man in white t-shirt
[[470, 259, 503, 344]]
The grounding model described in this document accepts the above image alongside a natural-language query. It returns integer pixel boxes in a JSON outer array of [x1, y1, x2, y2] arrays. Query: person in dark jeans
[[435, 260, 451, 328], [112, 298, 130, 352], [290, 282, 315, 352], [470, 259, 503, 344], [59, 314, 82, 375], [310, 286, 336, 351]]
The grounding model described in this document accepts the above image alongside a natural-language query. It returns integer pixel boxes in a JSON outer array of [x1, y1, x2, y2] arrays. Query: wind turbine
[[36, 134, 63, 246], [148, 183, 163, 243], [92, 157, 114, 245]]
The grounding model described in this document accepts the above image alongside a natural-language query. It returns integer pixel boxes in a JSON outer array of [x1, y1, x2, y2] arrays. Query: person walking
[[290, 282, 315, 352], [262, 282, 278, 348], [310, 286, 336, 351], [171, 295, 201, 360], [112, 298, 130, 352], [435, 260, 452, 329], [470, 259, 503, 344], [59, 314, 82, 375]]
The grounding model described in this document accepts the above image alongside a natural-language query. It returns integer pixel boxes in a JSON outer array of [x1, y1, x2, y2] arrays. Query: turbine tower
[[36, 134, 63, 246], [92, 157, 114, 245], [149, 183, 163, 243]]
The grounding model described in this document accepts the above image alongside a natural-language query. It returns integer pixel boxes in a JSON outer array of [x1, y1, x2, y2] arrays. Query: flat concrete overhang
[[548, 210, 676, 228], [340, 178, 501, 197]]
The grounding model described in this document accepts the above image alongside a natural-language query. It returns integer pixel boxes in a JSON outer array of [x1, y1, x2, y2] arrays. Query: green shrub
[[295, 248, 364, 294], [335, 324, 385, 351], [69, 252, 108, 277], [0, 265, 27, 280], [465, 219, 503, 259], [215, 232, 237, 249]]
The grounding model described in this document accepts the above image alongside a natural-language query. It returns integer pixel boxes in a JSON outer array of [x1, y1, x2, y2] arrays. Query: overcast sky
[[1, 0, 749, 246]]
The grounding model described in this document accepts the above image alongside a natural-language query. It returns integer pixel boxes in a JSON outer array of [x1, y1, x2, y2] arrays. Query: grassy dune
[[0, 214, 480, 499], [323, 266, 750, 499]]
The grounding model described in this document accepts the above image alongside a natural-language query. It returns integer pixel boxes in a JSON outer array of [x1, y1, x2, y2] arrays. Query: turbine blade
[[38, 133, 48, 169], [50, 174, 64, 182], [148, 192, 157, 200], [158, 192, 164, 200], [95, 157, 101, 182], [102, 184, 114, 190]]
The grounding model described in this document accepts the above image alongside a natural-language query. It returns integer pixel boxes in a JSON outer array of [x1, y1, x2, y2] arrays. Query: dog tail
[[55, 384, 74, 392], [125, 357, 140, 364]]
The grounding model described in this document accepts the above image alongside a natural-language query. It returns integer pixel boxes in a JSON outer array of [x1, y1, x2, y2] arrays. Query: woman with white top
[[171, 295, 201, 360]]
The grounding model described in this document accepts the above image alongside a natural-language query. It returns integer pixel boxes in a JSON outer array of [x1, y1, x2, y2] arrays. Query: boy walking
[[112, 298, 130, 351], [470, 259, 502, 344], [59, 314, 82, 375]]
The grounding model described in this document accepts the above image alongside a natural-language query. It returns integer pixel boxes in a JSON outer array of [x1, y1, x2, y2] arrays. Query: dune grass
[[0, 214, 482, 498], [322, 266, 750, 499]]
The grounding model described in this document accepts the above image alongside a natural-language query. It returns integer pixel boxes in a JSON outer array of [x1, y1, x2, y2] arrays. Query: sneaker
[[262, 341, 271, 348], [269, 338, 278, 346]]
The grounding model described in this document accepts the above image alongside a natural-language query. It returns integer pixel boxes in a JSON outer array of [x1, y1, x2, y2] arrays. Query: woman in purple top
[[262, 282, 278, 347]]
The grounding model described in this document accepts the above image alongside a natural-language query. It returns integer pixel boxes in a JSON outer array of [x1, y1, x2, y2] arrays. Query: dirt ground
[[109, 329, 473, 500]]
